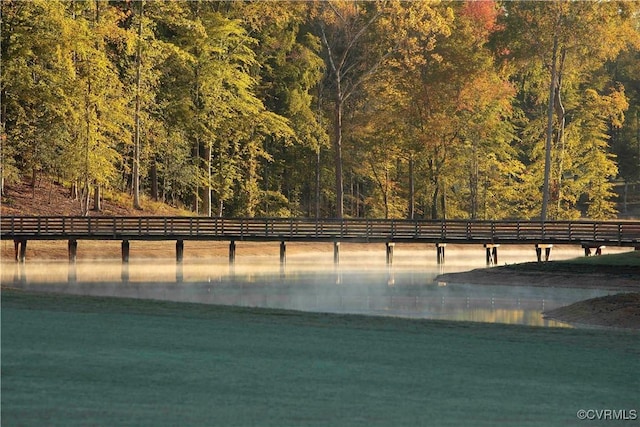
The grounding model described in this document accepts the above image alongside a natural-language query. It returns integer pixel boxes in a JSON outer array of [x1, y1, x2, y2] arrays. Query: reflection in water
[[1, 260, 611, 328]]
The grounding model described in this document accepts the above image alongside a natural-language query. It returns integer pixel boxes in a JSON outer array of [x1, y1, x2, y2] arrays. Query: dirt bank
[[543, 293, 640, 330]]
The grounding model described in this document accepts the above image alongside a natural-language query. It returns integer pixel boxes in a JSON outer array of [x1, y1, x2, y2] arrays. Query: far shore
[[435, 264, 640, 292], [435, 256, 640, 329]]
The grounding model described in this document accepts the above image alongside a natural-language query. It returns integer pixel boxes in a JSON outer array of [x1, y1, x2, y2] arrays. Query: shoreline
[[435, 265, 640, 292], [435, 262, 640, 330]]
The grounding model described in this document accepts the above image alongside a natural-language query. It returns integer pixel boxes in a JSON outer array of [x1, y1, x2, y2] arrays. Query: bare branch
[[319, 23, 338, 75], [343, 42, 399, 102]]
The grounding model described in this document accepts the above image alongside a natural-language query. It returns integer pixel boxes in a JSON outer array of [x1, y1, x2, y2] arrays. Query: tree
[[496, 0, 640, 219], [234, 1, 329, 217], [353, 1, 518, 220], [314, 0, 451, 218], [132, 0, 144, 210], [1, 0, 74, 196], [156, 3, 294, 217], [67, 0, 132, 215]]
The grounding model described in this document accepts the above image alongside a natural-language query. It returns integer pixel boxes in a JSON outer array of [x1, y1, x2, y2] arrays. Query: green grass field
[[504, 249, 640, 276], [2, 289, 639, 426], [563, 249, 640, 266]]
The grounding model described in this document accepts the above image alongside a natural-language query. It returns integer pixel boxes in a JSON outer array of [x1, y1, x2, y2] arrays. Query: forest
[[1, 0, 640, 220]]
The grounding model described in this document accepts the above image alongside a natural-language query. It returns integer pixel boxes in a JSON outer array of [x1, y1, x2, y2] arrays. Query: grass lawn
[[2, 289, 639, 426], [503, 249, 640, 276], [560, 250, 640, 266]]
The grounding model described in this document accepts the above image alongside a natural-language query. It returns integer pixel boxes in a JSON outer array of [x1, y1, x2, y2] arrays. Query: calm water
[[2, 257, 612, 328]]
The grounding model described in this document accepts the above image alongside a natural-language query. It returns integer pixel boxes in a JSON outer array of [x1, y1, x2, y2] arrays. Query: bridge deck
[[3, 217, 640, 247]]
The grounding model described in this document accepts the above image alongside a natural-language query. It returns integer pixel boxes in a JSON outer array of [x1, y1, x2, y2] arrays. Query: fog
[[2, 243, 626, 327]]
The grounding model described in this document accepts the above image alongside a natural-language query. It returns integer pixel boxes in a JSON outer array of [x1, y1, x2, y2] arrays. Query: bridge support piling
[[68, 240, 78, 263], [176, 264, 183, 283], [176, 240, 184, 263], [484, 244, 499, 266], [229, 241, 236, 265], [68, 264, 77, 283], [121, 240, 130, 263], [121, 264, 129, 283], [386, 243, 394, 266], [535, 244, 553, 262], [436, 243, 446, 265], [583, 244, 605, 256], [334, 242, 340, 266], [14, 239, 27, 263]]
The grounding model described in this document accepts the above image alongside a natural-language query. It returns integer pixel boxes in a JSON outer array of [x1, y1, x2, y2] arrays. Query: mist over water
[[2, 244, 622, 328]]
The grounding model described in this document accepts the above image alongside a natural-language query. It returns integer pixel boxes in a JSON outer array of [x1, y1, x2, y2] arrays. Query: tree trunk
[[193, 142, 199, 214], [623, 180, 628, 214], [408, 155, 415, 219], [554, 48, 567, 216], [637, 110, 640, 182], [441, 181, 447, 220], [205, 142, 212, 217], [31, 166, 36, 199], [350, 172, 354, 217], [70, 181, 78, 200], [333, 99, 344, 218], [541, 33, 559, 221], [470, 141, 478, 219], [356, 182, 361, 217], [81, 182, 90, 216], [431, 181, 439, 220], [150, 161, 158, 202], [1, 54, 7, 197], [315, 146, 321, 219], [132, 0, 143, 210], [93, 184, 101, 211]]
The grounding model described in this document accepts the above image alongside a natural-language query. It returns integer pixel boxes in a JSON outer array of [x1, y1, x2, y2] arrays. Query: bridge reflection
[[5, 263, 610, 328]]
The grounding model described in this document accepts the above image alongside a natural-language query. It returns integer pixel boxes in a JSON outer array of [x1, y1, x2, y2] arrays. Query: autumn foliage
[[1, 0, 639, 220]]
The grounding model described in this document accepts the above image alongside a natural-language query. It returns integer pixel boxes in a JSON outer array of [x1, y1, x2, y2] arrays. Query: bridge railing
[[2, 216, 640, 245]]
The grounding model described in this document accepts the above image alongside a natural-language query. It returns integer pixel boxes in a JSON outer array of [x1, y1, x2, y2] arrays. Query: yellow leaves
[[456, 73, 515, 115], [581, 86, 629, 129]]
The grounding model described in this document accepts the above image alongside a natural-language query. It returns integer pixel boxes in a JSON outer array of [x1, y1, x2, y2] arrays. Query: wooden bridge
[[3, 216, 640, 265]]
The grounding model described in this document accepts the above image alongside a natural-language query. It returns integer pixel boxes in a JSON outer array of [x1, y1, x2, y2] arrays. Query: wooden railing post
[[618, 223, 622, 244]]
